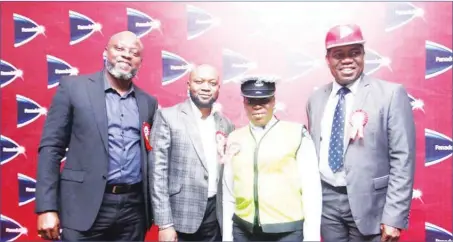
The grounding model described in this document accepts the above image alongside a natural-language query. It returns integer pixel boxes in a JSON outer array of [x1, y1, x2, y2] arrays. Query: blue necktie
[[328, 87, 350, 173]]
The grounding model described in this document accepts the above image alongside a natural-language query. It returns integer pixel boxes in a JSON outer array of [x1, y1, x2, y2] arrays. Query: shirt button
[[204, 175, 208, 180], [121, 114, 124, 117]]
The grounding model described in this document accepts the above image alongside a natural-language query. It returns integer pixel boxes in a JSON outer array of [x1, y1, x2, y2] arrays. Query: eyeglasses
[[245, 97, 272, 105]]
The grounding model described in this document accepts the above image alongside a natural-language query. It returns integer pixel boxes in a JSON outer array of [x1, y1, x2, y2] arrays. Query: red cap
[[325, 24, 366, 50]]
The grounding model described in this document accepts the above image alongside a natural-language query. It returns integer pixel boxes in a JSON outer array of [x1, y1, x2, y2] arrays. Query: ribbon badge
[[142, 122, 153, 151], [349, 109, 368, 140], [216, 131, 227, 161], [221, 142, 241, 164]]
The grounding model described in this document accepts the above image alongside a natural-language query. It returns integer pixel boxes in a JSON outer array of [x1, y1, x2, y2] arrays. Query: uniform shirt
[[222, 116, 322, 241]]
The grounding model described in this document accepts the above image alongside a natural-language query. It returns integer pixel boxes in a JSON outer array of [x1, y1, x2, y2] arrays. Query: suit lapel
[[134, 86, 149, 176], [313, 83, 332, 154], [345, 75, 371, 152], [214, 112, 226, 134], [87, 72, 109, 153], [134, 87, 149, 127], [214, 112, 226, 173], [181, 100, 208, 173]]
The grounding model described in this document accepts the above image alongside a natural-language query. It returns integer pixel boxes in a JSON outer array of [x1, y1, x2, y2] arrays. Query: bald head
[[107, 31, 143, 51], [104, 31, 143, 81], [189, 64, 219, 82], [188, 64, 220, 109]]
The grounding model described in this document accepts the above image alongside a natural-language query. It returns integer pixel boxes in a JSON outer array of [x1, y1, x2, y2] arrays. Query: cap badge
[[254, 80, 264, 87]]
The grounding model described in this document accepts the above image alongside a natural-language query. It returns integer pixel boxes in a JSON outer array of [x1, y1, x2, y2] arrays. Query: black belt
[[321, 180, 348, 195], [105, 182, 142, 194]]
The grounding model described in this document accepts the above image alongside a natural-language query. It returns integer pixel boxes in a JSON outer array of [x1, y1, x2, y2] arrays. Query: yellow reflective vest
[[227, 120, 306, 233]]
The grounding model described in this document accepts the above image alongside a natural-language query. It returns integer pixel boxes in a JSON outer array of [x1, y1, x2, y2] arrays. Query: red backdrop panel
[[1, 2, 451, 241]]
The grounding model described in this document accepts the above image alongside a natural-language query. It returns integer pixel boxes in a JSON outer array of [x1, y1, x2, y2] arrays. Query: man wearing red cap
[[306, 24, 416, 242]]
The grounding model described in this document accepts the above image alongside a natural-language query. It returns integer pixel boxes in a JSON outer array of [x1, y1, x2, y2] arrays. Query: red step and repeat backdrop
[[1, 1, 452, 241]]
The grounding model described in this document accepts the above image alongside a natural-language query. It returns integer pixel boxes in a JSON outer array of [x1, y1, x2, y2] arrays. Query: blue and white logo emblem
[[18, 173, 36, 206], [13, 13, 45, 48], [223, 49, 257, 84], [1, 59, 23, 88], [426, 222, 452, 242], [364, 48, 392, 75], [425, 129, 452, 167], [425, 40, 452, 79], [17, 94, 47, 128], [127, 8, 161, 39], [187, 4, 220, 40], [1, 214, 28, 241], [385, 2, 424, 32], [1, 135, 26, 166], [286, 50, 321, 82], [407, 93, 424, 113], [162, 50, 192, 86], [47, 55, 79, 89], [69, 10, 102, 45]]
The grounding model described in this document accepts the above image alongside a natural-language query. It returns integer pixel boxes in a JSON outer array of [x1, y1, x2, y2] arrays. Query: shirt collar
[[249, 115, 278, 131], [190, 99, 213, 120], [331, 73, 362, 98], [103, 71, 135, 95]]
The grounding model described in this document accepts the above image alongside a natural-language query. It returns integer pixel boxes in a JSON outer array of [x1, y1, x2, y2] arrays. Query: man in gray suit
[[150, 64, 235, 241], [36, 31, 158, 241], [306, 24, 416, 242]]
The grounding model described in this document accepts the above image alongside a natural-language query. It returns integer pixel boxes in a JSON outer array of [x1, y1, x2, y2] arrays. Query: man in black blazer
[[35, 31, 158, 241]]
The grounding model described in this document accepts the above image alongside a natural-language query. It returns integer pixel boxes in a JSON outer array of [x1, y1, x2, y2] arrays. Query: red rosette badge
[[216, 131, 227, 161], [142, 122, 152, 151], [349, 109, 368, 140]]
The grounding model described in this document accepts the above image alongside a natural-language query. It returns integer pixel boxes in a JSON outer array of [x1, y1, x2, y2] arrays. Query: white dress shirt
[[319, 77, 361, 187], [190, 101, 218, 198], [222, 116, 322, 241]]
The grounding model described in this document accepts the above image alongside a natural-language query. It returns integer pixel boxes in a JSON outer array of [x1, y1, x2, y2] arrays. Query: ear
[[325, 55, 330, 67]]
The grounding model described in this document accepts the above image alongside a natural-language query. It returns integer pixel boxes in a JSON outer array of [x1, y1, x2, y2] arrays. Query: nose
[[252, 104, 263, 110], [120, 50, 132, 59], [340, 56, 353, 64], [200, 82, 211, 91]]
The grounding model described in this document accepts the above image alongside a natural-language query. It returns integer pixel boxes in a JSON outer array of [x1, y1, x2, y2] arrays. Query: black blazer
[[35, 70, 158, 231]]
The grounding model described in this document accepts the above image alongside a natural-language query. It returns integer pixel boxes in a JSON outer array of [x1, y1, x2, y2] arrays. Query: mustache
[[104, 60, 138, 81]]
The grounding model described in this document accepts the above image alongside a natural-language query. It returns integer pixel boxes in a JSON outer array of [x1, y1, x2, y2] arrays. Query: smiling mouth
[[117, 61, 131, 67], [339, 67, 356, 75], [252, 113, 265, 118], [199, 94, 211, 99]]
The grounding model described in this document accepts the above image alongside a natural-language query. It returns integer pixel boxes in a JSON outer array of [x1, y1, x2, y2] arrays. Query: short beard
[[189, 91, 217, 109], [105, 60, 137, 81]]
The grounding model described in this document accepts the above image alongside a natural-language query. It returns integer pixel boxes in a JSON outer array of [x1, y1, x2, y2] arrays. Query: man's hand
[[37, 212, 60, 240], [159, 226, 177, 242], [380, 224, 401, 242]]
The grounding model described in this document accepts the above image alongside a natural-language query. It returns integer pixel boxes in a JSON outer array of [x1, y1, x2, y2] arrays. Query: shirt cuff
[[158, 223, 174, 231]]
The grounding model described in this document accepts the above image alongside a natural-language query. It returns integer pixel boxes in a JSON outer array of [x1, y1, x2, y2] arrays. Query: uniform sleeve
[[222, 147, 236, 241], [297, 130, 322, 241]]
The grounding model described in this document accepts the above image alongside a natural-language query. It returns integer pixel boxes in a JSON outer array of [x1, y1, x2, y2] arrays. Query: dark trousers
[[177, 196, 222, 242], [62, 191, 145, 241], [233, 222, 303, 242], [321, 180, 380, 242]]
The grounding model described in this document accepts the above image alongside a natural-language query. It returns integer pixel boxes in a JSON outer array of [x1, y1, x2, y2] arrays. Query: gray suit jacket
[[35, 71, 158, 231], [306, 74, 416, 235], [149, 99, 235, 234]]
